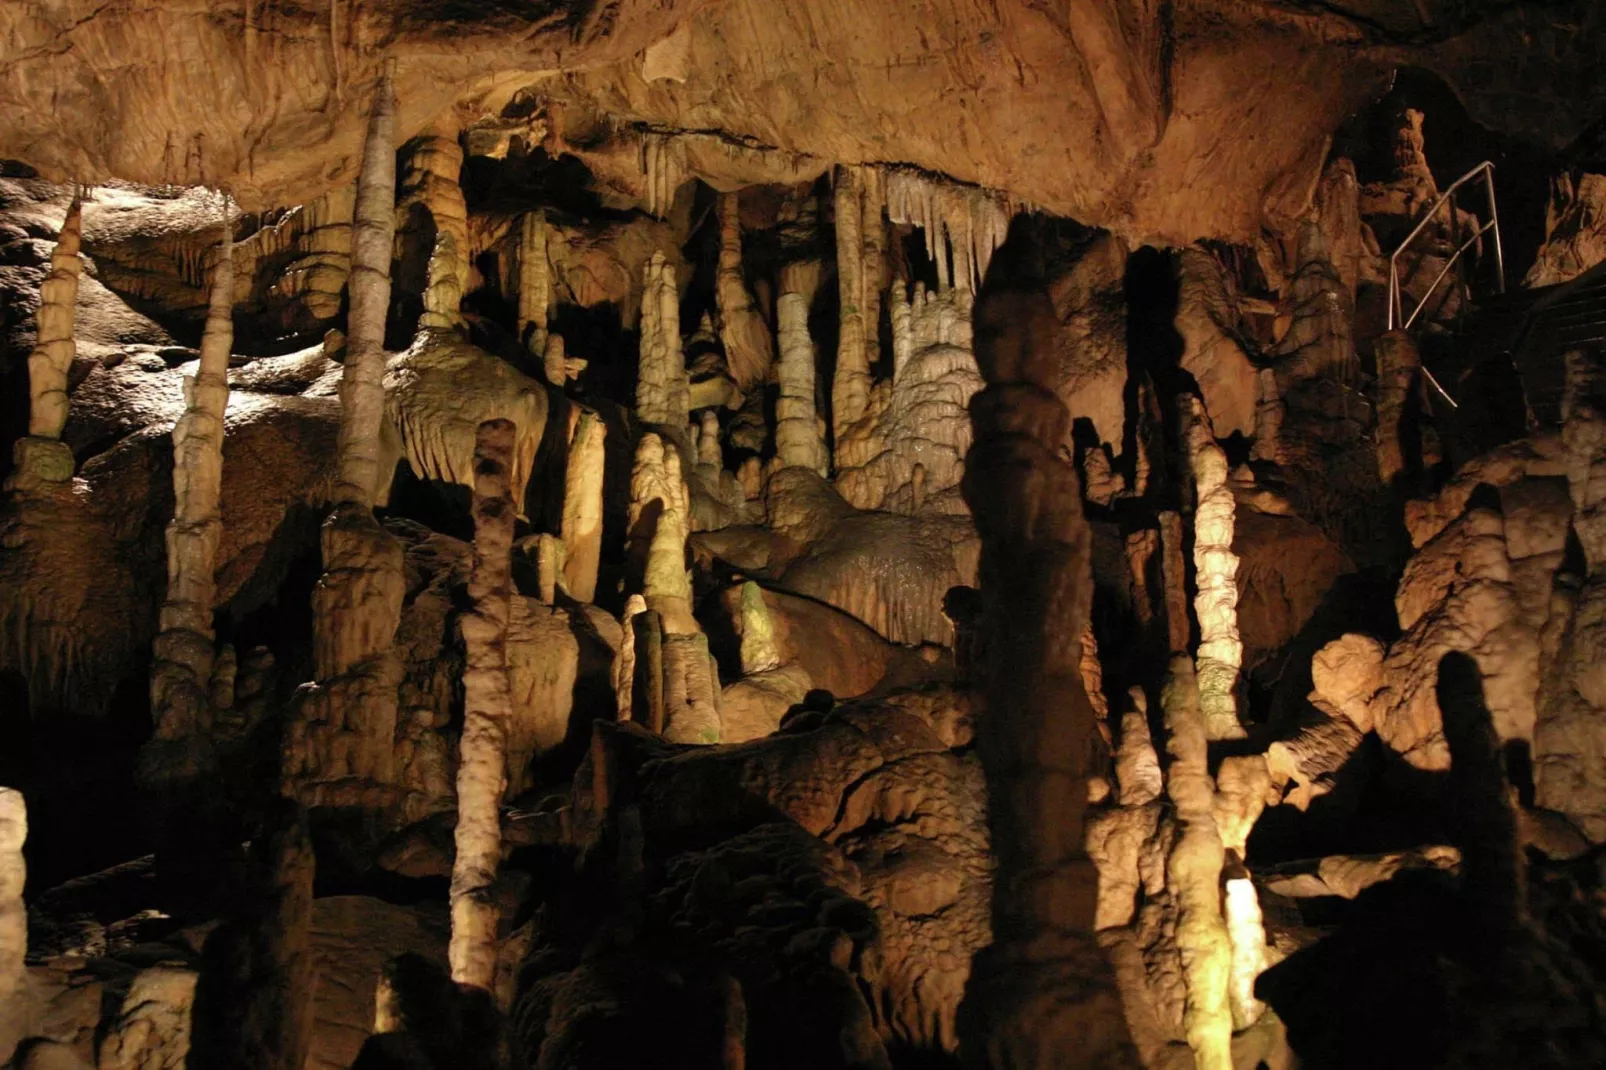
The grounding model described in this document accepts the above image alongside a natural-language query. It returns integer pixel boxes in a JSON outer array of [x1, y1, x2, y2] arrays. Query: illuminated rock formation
[[1175, 249, 1256, 440], [0, 790, 23, 1064], [714, 190, 773, 391], [637, 252, 689, 430], [831, 165, 877, 447], [7, 196, 82, 490], [145, 197, 234, 782], [1180, 393, 1246, 741], [1526, 169, 1606, 288], [397, 123, 469, 331], [956, 239, 1136, 1066], [518, 210, 551, 357], [720, 581, 813, 743], [774, 268, 828, 476], [560, 408, 606, 603], [450, 420, 516, 992]]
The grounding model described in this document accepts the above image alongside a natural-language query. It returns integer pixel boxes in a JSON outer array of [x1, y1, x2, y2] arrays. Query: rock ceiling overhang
[[0, 0, 1599, 245]]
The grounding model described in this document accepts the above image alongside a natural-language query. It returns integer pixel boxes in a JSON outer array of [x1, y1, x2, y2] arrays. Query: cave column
[[450, 419, 516, 991], [956, 259, 1137, 1066], [146, 196, 235, 777], [637, 253, 689, 430], [0, 789, 24, 1064], [1181, 394, 1246, 741], [832, 166, 871, 446], [715, 190, 774, 391], [400, 120, 470, 332], [518, 210, 550, 358], [6, 196, 83, 491], [774, 260, 828, 475]]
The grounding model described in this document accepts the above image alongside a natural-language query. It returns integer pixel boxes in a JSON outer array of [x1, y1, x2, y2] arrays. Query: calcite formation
[[1180, 394, 1246, 741], [517, 210, 551, 357], [8, 196, 82, 490], [773, 263, 828, 475], [397, 123, 469, 331], [450, 420, 516, 992], [145, 198, 234, 781], [0, 790, 23, 1064], [560, 408, 606, 603], [637, 252, 689, 430], [714, 191, 773, 390]]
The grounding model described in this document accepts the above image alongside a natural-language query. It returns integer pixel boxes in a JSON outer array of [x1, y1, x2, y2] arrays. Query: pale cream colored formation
[[631, 432, 696, 635], [0, 789, 24, 1064], [518, 210, 551, 357], [1160, 656, 1234, 1070], [262, 187, 355, 323], [8, 197, 82, 489], [719, 581, 813, 743], [1180, 393, 1245, 741], [714, 190, 773, 391], [832, 166, 875, 445], [399, 122, 470, 331], [335, 65, 398, 510], [615, 593, 647, 721], [883, 170, 1011, 293], [836, 281, 980, 514], [561, 408, 607, 603], [148, 196, 235, 770], [774, 260, 828, 475], [450, 420, 517, 992], [637, 252, 689, 429]]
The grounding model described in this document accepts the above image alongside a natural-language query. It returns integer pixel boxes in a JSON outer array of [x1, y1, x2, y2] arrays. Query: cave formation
[[3, 3, 1606, 1069]]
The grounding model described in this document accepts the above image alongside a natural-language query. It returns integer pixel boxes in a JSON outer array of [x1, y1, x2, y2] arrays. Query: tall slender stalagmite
[[519, 210, 551, 359], [450, 420, 517, 992], [832, 166, 871, 445], [1161, 655, 1234, 1070], [715, 190, 774, 391], [638, 253, 688, 429], [774, 260, 828, 475], [561, 409, 607, 603], [1181, 394, 1246, 740], [860, 167, 886, 372], [147, 196, 235, 776], [336, 65, 397, 509], [957, 234, 1138, 1067], [8, 196, 83, 489]]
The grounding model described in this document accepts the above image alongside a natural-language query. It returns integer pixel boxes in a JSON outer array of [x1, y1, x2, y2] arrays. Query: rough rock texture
[[955, 232, 1137, 1066], [1181, 394, 1245, 741], [1048, 232, 1129, 450], [0, 789, 24, 1065], [8, 197, 82, 491], [714, 191, 773, 391], [97, 967, 197, 1070], [637, 253, 689, 430], [1175, 249, 1256, 440], [397, 125, 469, 331], [1525, 171, 1606, 288], [560, 408, 606, 604], [450, 421, 516, 992]]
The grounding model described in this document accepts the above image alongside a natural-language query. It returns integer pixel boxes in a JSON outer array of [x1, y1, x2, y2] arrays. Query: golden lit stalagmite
[[0, 790, 24, 1064], [957, 227, 1138, 1067], [518, 210, 551, 360], [1181, 393, 1246, 740], [832, 165, 873, 446], [561, 408, 607, 603], [399, 121, 470, 332], [715, 190, 774, 391], [450, 419, 517, 991], [7, 196, 82, 491], [146, 194, 235, 779], [774, 246, 829, 476], [638, 252, 689, 429]]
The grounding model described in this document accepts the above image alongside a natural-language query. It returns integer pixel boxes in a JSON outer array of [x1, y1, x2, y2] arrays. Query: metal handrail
[[1387, 160, 1506, 332]]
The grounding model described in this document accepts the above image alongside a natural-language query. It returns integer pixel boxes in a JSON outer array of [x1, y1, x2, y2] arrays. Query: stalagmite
[[336, 64, 397, 509], [399, 122, 469, 331], [615, 594, 646, 720], [8, 196, 82, 489], [715, 190, 774, 391], [631, 433, 695, 630], [1375, 330, 1421, 486], [147, 195, 234, 779], [860, 167, 886, 372], [561, 409, 606, 603], [774, 263, 829, 475], [662, 631, 721, 744], [739, 580, 781, 674], [518, 210, 551, 356], [1114, 689, 1163, 807], [832, 166, 872, 444], [1181, 394, 1246, 741], [637, 253, 689, 429], [1159, 510, 1190, 655], [0, 790, 24, 1065], [957, 243, 1137, 1066], [1160, 656, 1234, 1070], [450, 420, 517, 992]]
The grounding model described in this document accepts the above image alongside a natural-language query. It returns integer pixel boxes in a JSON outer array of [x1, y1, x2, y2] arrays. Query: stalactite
[[8, 195, 83, 490], [957, 247, 1137, 1066], [637, 252, 689, 429], [832, 166, 871, 446], [1160, 655, 1234, 1070], [399, 123, 470, 331], [884, 169, 1012, 294], [1181, 394, 1246, 741], [715, 190, 774, 391], [640, 133, 687, 220], [561, 408, 606, 603], [518, 210, 550, 357], [336, 63, 397, 509], [147, 194, 235, 781], [450, 419, 516, 992], [0, 789, 24, 1065]]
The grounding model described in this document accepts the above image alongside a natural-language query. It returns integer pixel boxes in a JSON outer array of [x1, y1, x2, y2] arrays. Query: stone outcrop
[[1525, 170, 1606, 288]]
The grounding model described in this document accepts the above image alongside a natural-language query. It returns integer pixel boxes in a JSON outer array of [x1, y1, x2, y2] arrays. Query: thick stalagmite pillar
[[337, 66, 397, 509], [399, 122, 470, 332], [715, 191, 774, 391], [1161, 656, 1234, 1070], [832, 166, 871, 445], [774, 263, 828, 475], [956, 234, 1138, 1067], [0, 789, 25, 1064], [519, 211, 550, 358], [1180, 394, 1246, 741], [8, 196, 83, 489], [147, 199, 234, 778], [638, 253, 689, 430], [615, 594, 647, 721], [450, 420, 516, 992], [561, 408, 606, 604]]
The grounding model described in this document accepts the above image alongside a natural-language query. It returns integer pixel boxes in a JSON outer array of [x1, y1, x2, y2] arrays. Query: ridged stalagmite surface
[[8, 196, 82, 489], [450, 419, 516, 991], [832, 165, 872, 445], [715, 190, 773, 391], [561, 408, 607, 603], [0, 790, 24, 1065], [146, 196, 235, 779], [638, 252, 688, 429], [399, 123, 469, 331], [1181, 394, 1246, 741], [518, 210, 551, 359], [1160, 656, 1234, 1070], [335, 65, 397, 510], [774, 263, 828, 475]]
